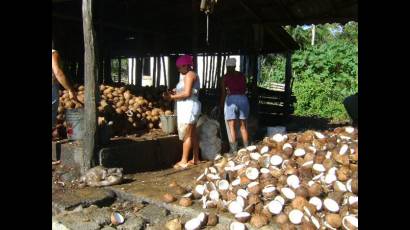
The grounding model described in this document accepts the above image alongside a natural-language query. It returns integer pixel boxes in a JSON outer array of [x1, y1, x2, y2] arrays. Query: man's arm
[[52, 51, 77, 98]]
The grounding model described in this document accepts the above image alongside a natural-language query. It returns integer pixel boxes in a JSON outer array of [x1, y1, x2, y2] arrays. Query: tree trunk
[[311, 24, 316, 46], [81, 0, 98, 174]]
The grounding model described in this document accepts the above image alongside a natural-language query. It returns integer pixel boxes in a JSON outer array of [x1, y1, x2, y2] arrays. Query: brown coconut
[[295, 186, 309, 198], [179, 197, 193, 207], [206, 213, 218, 226], [250, 214, 269, 228], [326, 213, 342, 228], [280, 223, 297, 230], [337, 166, 351, 182], [248, 194, 261, 205], [275, 213, 289, 225], [351, 178, 358, 194], [291, 196, 308, 210], [301, 222, 316, 230], [163, 193, 176, 203], [308, 183, 322, 197]]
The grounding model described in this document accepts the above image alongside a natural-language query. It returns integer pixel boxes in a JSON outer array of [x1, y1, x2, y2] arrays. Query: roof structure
[[52, 0, 357, 59]]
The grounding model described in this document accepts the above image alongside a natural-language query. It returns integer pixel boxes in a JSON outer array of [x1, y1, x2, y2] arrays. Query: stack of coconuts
[[163, 127, 358, 230], [54, 84, 173, 138]]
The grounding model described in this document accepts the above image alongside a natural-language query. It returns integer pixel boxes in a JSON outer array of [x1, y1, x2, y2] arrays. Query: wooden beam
[[135, 57, 143, 86], [81, 0, 98, 173], [52, 13, 159, 35], [284, 52, 293, 116]]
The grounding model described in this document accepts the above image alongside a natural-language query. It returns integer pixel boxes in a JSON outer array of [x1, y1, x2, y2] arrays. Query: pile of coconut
[[54, 84, 173, 138], [163, 126, 358, 230]]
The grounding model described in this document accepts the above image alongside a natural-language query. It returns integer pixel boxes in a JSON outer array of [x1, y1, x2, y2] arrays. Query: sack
[[197, 115, 222, 160]]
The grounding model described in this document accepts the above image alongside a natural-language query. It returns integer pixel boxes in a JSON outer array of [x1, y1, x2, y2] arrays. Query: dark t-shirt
[[223, 71, 246, 95]]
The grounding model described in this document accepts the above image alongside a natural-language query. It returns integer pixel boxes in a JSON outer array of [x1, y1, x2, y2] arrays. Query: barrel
[[65, 108, 85, 140], [160, 115, 177, 135]]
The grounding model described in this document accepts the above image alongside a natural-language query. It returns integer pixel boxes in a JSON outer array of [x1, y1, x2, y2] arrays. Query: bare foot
[[173, 161, 188, 170], [188, 159, 199, 165]]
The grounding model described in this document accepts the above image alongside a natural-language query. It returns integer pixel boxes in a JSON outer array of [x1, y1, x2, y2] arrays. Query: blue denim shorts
[[52, 84, 59, 128], [224, 95, 250, 120]]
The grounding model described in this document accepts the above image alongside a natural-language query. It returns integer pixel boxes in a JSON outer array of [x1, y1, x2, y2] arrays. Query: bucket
[[160, 115, 177, 135], [65, 108, 85, 140], [267, 126, 286, 137]]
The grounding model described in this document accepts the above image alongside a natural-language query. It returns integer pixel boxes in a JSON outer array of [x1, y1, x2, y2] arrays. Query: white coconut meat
[[312, 173, 324, 181], [324, 221, 337, 230], [207, 174, 221, 181], [308, 146, 317, 154], [272, 133, 286, 143], [323, 198, 340, 213], [238, 148, 248, 155], [270, 155, 283, 166], [231, 179, 241, 187], [210, 190, 220, 201], [262, 185, 276, 194], [345, 127, 355, 134], [182, 193, 193, 198], [339, 144, 349, 155], [236, 196, 246, 208], [326, 151, 333, 159], [311, 216, 321, 229], [196, 212, 207, 225], [204, 168, 209, 175], [245, 167, 259, 180], [218, 180, 230, 191], [281, 187, 296, 200], [196, 173, 207, 183], [334, 181, 347, 192], [209, 167, 218, 174], [274, 195, 286, 205], [237, 189, 249, 199], [283, 143, 293, 150], [246, 145, 257, 152], [287, 175, 300, 189], [307, 180, 316, 187], [195, 185, 206, 196], [288, 209, 304, 225], [294, 148, 306, 157], [302, 160, 314, 168], [267, 200, 283, 214], [260, 146, 270, 154], [247, 181, 260, 191], [228, 201, 244, 215], [313, 164, 326, 173], [260, 167, 270, 175], [233, 164, 245, 171], [227, 160, 236, 168], [185, 218, 201, 230], [111, 212, 125, 225], [230, 222, 246, 230], [309, 197, 323, 211], [342, 215, 358, 230], [250, 152, 261, 161], [346, 179, 353, 193], [303, 206, 312, 217], [201, 195, 208, 209], [325, 173, 337, 185], [235, 212, 251, 222], [348, 195, 358, 205], [315, 131, 326, 139]]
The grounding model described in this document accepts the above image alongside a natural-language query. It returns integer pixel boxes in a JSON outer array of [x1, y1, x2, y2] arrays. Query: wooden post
[[215, 53, 221, 89], [250, 54, 259, 115], [192, 0, 199, 70], [152, 57, 157, 87], [103, 56, 112, 84], [135, 57, 143, 86], [284, 52, 293, 116], [118, 58, 121, 83], [162, 56, 167, 87], [157, 56, 161, 86], [168, 55, 178, 89], [81, 0, 98, 173]]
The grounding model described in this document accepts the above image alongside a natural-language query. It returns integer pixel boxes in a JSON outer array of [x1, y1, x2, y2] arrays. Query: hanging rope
[[200, 0, 218, 45]]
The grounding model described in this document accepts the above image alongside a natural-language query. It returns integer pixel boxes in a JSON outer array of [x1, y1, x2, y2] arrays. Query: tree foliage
[[260, 22, 358, 121]]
